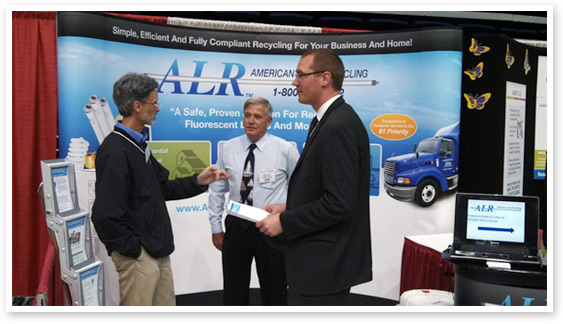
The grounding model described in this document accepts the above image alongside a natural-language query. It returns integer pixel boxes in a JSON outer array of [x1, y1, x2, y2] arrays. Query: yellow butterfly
[[469, 38, 490, 56], [464, 62, 484, 80], [464, 93, 491, 110], [524, 49, 531, 75], [505, 44, 515, 69]]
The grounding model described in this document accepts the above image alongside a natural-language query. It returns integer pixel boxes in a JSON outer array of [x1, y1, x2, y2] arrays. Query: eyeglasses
[[140, 100, 160, 108], [295, 71, 325, 79]]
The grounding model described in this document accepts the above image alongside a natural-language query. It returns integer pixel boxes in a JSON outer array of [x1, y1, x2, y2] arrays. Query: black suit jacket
[[280, 97, 372, 295]]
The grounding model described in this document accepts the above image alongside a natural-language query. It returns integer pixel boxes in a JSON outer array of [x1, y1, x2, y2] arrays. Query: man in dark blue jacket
[[92, 73, 229, 306], [257, 49, 372, 305]]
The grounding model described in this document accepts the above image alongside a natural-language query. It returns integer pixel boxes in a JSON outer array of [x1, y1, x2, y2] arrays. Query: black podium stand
[[442, 250, 547, 306]]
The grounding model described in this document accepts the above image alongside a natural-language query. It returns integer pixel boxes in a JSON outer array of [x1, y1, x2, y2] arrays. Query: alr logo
[[500, 295, 547, 306], [152, 59, 246, 96], [474, 205, 494, 212]]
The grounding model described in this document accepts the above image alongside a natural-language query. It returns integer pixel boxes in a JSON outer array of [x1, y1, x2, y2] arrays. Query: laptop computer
[[449, 193, 541, 265]]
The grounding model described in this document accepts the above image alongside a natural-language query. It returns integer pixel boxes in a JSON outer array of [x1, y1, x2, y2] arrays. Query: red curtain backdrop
[[12, 11, 64, 303], [400, 237, 455, 295], [105, 12, 168, 24]]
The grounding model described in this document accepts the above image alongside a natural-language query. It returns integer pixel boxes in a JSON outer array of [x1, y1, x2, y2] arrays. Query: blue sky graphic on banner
[[58, 37, 461, 165]]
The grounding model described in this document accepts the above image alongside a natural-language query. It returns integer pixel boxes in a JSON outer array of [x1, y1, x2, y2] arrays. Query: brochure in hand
[[226, 200, 269, 223]]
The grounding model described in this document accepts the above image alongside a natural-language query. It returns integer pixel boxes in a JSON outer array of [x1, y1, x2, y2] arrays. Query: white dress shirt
[[208, 133, 300, 234], [315, 94, 342, 122]]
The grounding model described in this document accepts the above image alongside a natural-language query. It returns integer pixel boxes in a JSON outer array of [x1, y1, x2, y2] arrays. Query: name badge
[[259, 169, 275, 183]]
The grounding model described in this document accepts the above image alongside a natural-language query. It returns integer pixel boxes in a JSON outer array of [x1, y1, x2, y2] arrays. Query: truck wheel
[[415, 179, 440, 207]]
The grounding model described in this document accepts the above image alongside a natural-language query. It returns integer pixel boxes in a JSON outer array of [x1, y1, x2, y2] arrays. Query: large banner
[[58, 12, 462, 300], [534, 56, 547, 180]]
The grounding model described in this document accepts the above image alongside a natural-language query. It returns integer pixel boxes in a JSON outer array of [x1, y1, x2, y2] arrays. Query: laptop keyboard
[[458, 244, 527, 254]]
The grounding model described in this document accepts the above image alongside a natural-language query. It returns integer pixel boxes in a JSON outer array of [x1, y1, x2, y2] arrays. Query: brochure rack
[[39, 159, 105, 306]]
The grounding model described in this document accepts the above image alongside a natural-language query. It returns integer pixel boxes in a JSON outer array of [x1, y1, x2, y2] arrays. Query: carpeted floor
[[176, 289, 398, 306]]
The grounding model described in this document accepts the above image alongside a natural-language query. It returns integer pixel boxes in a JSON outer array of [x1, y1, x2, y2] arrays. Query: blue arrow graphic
[[478, 226, 514, 233]]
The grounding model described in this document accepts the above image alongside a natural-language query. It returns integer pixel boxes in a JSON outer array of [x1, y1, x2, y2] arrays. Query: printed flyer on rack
[[57, 12, 462, 300]]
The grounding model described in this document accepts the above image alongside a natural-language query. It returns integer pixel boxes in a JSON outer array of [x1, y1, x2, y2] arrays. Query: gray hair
[[113, 73, 159, 117], [243, 96, 273, 118]]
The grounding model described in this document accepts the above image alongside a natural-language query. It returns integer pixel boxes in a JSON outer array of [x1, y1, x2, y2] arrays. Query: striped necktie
[[240, 143, 257, 206], [307, 116, 319, 139]]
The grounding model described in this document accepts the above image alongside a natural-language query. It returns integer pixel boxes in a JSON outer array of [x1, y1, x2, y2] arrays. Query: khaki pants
[[111, 247, 175, 306]]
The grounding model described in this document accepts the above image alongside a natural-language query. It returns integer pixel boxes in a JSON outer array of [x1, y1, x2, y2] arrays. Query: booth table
[[442, 249, 547, 306], [400, 233, 455, 295]]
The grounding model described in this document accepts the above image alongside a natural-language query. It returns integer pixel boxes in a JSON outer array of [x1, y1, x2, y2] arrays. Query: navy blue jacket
[[280, 97, 373, 295], [92, 127, 206, 259]]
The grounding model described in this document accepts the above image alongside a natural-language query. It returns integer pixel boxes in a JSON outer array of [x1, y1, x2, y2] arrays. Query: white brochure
[[227, 200, 268, 223], [67, 216, 88, 266], [80, 265, 100, 306]]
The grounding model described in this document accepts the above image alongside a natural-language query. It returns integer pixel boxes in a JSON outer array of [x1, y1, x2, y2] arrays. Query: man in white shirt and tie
[[208, 96, 299, 305]]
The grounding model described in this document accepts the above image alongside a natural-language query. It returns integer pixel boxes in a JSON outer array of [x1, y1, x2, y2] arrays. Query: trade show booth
[[12, 10, 549, 308]]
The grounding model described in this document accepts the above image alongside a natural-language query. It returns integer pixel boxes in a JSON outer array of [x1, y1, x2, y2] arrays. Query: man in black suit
[[256, 49, 372, 306]]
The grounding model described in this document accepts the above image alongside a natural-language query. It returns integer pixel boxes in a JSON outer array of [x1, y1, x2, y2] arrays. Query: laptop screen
[[466, 198, 525, 243], [454, 193, 539, 251]]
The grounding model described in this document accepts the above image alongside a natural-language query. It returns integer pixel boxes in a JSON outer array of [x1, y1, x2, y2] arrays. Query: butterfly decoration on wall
[[469, 38, 490, 56], [464, 62, 484, 80], [524, 49, 531, 75], [505, 44, 515, 69], [463, 93, 492, 110]]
